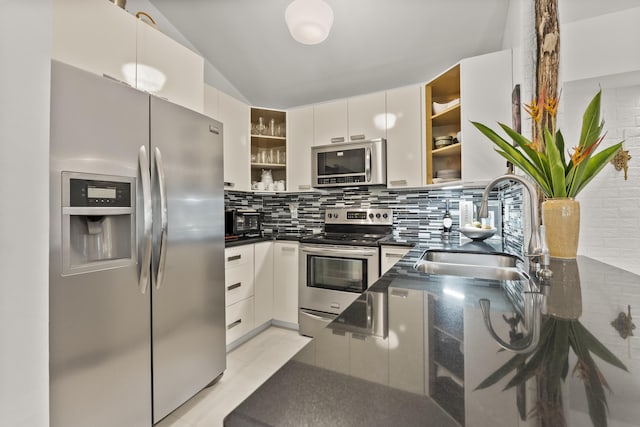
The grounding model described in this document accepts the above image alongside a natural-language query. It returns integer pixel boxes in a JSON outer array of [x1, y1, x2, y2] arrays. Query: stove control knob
[[369, 213, 374, 219], [376, 213, 381, 219], [327, 213, 333, 219], [383, 213, 388, 219]]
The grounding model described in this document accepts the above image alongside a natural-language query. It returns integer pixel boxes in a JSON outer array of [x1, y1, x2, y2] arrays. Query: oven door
[[299, 244, 379, 316]]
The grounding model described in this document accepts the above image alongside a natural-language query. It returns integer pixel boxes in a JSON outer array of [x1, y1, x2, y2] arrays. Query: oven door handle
[[301, 246, 377, 257]]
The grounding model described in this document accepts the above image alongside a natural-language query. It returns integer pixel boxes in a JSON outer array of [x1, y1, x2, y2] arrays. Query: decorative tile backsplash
[[225, 185, 525, 255]]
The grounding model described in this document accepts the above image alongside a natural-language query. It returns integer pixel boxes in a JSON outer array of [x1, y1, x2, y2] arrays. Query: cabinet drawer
[[380, 245, 411, 275], [225, 245, 253, 268], [225, 297, 254, 345], [225, 266, 254, 306]]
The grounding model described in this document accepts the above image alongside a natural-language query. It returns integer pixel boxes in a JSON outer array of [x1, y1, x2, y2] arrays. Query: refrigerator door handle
[[138, 146, 153, 294], [153, 147, 168, 290]]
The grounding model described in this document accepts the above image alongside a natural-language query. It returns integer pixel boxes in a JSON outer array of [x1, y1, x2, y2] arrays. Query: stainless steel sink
[[414, 250, 527, 281]]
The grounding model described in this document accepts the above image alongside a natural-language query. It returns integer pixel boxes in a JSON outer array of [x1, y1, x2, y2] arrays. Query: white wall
[[0, 1, 51, 426], [558, 7, 640, 274]]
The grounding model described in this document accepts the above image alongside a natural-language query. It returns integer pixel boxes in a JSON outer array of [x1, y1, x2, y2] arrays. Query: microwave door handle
[[365, 147, 371, 182], [153, 147, 168, 290], [137, 146, 152, 295]]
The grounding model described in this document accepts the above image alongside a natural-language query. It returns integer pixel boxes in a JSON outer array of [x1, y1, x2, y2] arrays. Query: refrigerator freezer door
[[150, 96, 226, 422], [49, 61, 152, 427]]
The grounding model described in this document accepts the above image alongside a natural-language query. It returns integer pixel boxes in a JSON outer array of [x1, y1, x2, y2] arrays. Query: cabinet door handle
[[227, 282, 242, 291], [330, 137, 345, 143], [385, 253, 404, 258], [390, 179, 407, 186], [224, 182, 235, 188], [351, 333, 367, 341], [227, 254, 242, 262], [227, 319, 242, 330], [298, 185, 311, 190], [209, 125, 220, 135], [281, 247, 296, 252], [390, 289, 408, 298], [332, 329, 346, 336], [350, 134, 366, 141]]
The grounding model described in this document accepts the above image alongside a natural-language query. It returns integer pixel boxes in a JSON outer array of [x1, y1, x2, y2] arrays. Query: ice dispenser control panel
[[69, 178, 131, 207]]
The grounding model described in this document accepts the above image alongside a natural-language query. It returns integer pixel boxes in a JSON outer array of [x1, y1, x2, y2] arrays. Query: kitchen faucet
[[477, 174, 551, 354]]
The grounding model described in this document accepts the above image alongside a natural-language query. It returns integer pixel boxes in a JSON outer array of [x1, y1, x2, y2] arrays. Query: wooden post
[[534, 0, 560, 225], [535, 0, 560, 130]]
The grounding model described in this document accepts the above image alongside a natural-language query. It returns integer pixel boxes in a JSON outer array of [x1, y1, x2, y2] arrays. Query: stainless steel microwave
[[311, 138, 387, 188]]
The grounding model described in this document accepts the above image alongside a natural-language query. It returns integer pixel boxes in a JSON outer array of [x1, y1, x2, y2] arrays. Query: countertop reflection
[[225, 241, 640, 427]]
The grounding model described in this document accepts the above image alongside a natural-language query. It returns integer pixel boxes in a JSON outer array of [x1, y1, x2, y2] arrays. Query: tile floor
[[156, 326, 311, 427]]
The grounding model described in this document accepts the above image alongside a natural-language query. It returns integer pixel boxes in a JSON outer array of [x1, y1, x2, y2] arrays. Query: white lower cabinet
[[380, 245, 412, 275], [254, 241, 274, 327], [225, 297, 255, 345], [464, 303, 520, 427], [388, 287, 425, 394], [314, 327, 350, 375], [273, 242, 299, 325], [224, 241, 299, 347], [224, 246, 255, 345], [349, 333, 389, 385]]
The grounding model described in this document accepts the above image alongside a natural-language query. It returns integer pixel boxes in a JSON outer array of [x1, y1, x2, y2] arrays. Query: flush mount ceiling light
[[285, 0, 334, 45]]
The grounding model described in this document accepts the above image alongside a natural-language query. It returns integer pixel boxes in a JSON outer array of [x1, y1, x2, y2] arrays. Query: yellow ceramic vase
[[542, 198, 580, 259]]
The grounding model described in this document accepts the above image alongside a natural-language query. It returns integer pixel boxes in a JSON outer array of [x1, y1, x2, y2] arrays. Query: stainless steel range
[[298, 208, 393, 337]]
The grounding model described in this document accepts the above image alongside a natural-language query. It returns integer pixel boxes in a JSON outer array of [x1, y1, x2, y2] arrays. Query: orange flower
[[544, 96, 559, 117], [524, 97, 543, 124], [524, 88, 546, 124], [570, 135, 605, 166]]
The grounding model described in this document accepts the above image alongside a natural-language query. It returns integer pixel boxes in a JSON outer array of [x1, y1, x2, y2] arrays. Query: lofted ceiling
[[148, 0, 511, 109]]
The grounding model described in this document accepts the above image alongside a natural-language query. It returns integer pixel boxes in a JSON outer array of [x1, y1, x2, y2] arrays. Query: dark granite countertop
[[225, 240, 640, 427], [225, 233, 306, 248]]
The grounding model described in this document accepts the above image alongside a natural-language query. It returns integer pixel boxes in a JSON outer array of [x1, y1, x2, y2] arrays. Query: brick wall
[[563, 84, 640, 274]]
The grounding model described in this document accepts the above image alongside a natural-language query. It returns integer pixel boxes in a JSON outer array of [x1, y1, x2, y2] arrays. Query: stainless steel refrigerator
[[49, 60, 226, 426]]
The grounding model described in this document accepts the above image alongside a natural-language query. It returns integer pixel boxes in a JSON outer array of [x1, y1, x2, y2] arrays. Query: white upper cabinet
[[386, 86, 423, 188], [203, 84, 220, 119], [347, 91, 387, 141], [219, 92, 251, 192], [136, 21, 204, 112], [459, 49, 512, 184], [287, 105, 315, 191], [313, 92, 387, 146], [52, 0, 137, 84], [425, 49, 512, 185], [313, 99, 348, 145], [53, 0, 204, 112]]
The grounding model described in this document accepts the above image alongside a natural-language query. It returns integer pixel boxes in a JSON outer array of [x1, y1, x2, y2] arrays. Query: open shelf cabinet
[[250, 108, 287, 190], [425, 64, 462, 185]]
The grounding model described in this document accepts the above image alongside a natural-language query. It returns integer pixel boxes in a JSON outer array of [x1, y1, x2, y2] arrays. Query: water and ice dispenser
[[62, 172, 136, 275]]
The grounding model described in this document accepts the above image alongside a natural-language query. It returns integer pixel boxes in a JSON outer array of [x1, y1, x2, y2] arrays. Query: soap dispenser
[[442, 199, 453, 240]]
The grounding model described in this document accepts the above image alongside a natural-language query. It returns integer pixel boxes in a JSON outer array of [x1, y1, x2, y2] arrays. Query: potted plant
[[471, 90, 623, 258]]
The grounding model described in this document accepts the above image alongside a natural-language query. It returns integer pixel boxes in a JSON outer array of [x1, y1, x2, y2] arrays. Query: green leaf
[[569, 323, 610, 426], [571, 142, 624, 197], [545, 127, 568, 197], [556, 130, 568, 171], [498, 123, 545, 171], [494, 149, 553, 197], [475, 353, 528, 390], [546, 319, 570, 391], [572, 321, 628, 372], [579, 91, 604, 150], [503, 319, 557, 390]]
